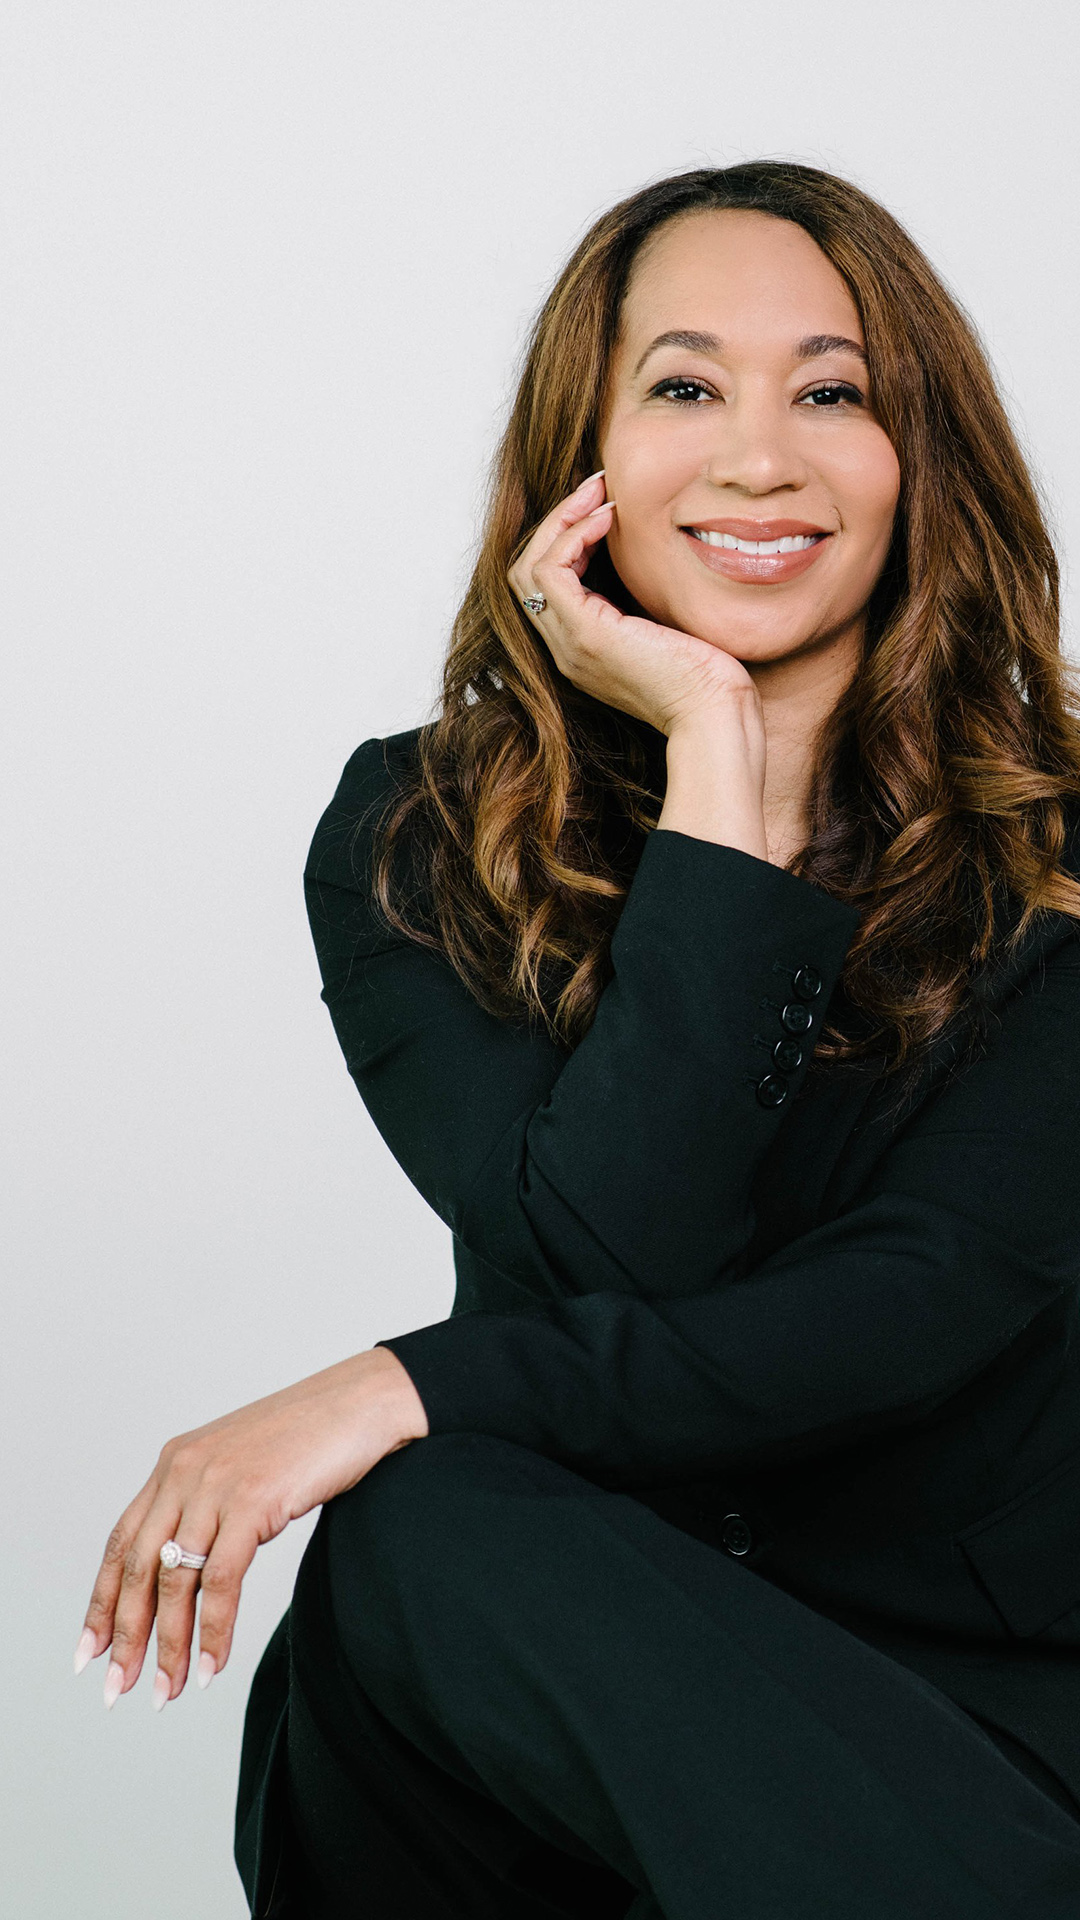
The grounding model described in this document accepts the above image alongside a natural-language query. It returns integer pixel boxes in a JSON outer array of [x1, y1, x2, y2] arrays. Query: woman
[[76, 163, 1080, 1918]]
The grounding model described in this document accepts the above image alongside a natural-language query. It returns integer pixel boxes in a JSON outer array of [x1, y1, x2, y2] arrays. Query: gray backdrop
[[4, 3, 1077, 1914]]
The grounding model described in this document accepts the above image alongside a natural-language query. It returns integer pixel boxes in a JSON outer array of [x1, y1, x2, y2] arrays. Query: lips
[[679, 522, 833, 584], [682, 519, 831, 539]]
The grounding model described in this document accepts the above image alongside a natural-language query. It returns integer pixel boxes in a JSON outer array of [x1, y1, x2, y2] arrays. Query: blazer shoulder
[[324, 725, 425, 817], [302, 727, 437, 975], [965, 797, 1080, 1014], [303, 726, 426, 882]]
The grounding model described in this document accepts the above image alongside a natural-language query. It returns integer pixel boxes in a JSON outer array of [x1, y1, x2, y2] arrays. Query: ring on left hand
[[159, 1539, 208, 1571], [522, 594, 547, 614]]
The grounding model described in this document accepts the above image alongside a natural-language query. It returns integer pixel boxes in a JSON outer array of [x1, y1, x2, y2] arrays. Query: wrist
[[659, 719, 768, 860], [361, 1344, 431, 1448]]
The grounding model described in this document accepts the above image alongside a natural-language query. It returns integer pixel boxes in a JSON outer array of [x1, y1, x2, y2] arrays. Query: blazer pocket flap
[[958, 1452, 1080, 1638]]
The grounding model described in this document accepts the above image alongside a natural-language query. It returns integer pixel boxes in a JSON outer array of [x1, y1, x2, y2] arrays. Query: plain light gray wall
[[4, 2, 1077, 1913]]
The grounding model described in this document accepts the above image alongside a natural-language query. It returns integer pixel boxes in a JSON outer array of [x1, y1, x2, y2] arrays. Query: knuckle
[[197, 1562, 234, 1598], [165, 1436, 198, 1474], [122, 1546, 146, 1584], [231, 1465, 266, 1501], [85, 1586, 113, 1625], [103, 1524, 129, 1569]]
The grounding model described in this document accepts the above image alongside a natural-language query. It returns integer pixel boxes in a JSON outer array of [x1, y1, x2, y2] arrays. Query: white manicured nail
[[196, 1651, 216, 1690], [103, 1661, 124, 1709], [74, 1628, 96, 1676], [587, 499, 615, 514], [151, 1669, 170, 1712]]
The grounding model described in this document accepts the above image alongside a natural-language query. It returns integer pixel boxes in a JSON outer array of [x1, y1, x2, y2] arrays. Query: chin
[[660, 602, 798, 658], [697, 635, 788, 666]]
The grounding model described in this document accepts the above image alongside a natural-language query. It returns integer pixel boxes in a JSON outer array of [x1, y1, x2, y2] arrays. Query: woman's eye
[[649, 376, 716, 406], [648, 376, 865, 409], [799, 382, 864, 408]]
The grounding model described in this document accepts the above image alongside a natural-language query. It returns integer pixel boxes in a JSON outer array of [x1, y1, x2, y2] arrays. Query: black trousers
[[262, 1432, 1080, 1918]]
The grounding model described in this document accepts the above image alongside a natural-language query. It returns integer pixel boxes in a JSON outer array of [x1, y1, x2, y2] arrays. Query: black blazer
[[235, 726, 1080, 1913]]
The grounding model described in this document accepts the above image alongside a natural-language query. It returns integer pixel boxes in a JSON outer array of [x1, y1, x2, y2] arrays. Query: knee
[[319, 1430, 560, 1639], [323, 1430, 516, 1585], [305, 1432, 521, 1692]]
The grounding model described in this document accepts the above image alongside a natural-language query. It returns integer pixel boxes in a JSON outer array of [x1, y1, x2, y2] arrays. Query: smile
[[688, 530, 824, 554], [679, 526, 832, 583]]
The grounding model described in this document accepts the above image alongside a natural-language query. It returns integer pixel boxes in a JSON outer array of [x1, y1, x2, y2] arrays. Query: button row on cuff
[[756, 964, 823, 1107]]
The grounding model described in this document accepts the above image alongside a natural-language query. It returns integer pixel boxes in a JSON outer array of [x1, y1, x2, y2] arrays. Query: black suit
[[235, 728, 1080, 1916]]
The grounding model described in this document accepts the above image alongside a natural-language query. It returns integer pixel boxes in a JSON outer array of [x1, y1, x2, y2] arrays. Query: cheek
[[599, 421, 690, 522], [831, 431, 901, 546]]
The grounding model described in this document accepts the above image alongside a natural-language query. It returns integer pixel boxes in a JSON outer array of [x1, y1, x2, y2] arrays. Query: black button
[[793, 965, 823, 1000], [781, 1001, 813, 1035], [772, 1038, 803, 1073], [720, 1513, 753, 1556], [756, 1074, 788, 1109]]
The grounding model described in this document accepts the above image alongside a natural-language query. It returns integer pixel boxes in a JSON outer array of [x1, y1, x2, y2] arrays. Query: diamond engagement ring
[[521, 594, 547, 614], [159, 1539, 208, 1571]]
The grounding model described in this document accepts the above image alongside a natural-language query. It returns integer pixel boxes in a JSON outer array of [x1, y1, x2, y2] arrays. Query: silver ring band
[[159, 1539, 208, 1572], [521, 594, 547, 614]]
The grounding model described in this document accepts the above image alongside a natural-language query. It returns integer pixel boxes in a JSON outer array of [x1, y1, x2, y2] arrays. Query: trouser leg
[[290, 1431, 1080, 1920], [285, 1667, 645, 1918], [285, 1489, 641, 1919]]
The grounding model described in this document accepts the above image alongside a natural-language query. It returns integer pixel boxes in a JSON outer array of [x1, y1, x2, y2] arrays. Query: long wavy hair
[[363, 160, 1080, 1085]]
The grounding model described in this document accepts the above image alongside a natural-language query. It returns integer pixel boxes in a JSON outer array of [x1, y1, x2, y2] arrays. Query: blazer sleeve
[[376, 933, 1080, 1484], [303, 733, 862, 1303]]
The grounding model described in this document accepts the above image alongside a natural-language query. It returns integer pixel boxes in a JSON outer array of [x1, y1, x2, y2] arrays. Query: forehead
[[617, 209, 863, 351]]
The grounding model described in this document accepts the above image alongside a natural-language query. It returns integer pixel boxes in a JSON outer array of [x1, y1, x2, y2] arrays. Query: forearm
[[657, 701, 769, 861], [355, 1344, 431, 1449], [309, 732, 859, 1307], [378, 1200, 1071, 1485]]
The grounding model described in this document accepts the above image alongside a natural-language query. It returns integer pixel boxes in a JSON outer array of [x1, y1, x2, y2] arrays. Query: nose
[[703, 384, 809, 498]]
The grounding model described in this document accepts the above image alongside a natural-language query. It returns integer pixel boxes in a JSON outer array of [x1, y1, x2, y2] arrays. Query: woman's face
[[597, 209, 901, 671]]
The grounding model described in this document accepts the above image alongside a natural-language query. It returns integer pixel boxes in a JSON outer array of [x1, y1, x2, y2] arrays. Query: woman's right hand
[[507, 470, 764, 744], [74, 1346, 426, 1709]]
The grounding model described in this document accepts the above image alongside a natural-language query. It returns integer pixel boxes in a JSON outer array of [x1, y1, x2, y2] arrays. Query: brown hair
[[363, 160, 1080, 1082]]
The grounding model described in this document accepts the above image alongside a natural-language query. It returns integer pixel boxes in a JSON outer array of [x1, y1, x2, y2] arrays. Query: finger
[[528, 500, 616, 623], [77, 1473, 161, 1675], [151, 1503, 221, 1707], [192, 1519, 260, 1689], [104, 1491, 185, 1705], [508, 470, 607, 594]]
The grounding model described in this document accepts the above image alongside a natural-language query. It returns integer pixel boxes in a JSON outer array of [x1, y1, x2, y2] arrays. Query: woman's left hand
[[74, 1346, 428, 1709]]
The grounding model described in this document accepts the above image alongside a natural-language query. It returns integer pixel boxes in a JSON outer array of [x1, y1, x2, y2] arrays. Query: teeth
[[689, 530, 822, 554]]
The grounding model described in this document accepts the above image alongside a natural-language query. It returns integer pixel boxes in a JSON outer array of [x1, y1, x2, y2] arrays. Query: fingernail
[[587, 498, 615, 514], [103, 1661, 124, 1709], [578, 468, 605, 488], [151, 1669, 170, 1712], [74, 1628, 97, 1676], [196, 1651, 216, 1690]]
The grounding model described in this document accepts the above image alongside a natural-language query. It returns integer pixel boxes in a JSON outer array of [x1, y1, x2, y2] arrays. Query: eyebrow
[[631, 329, 869, 379]]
